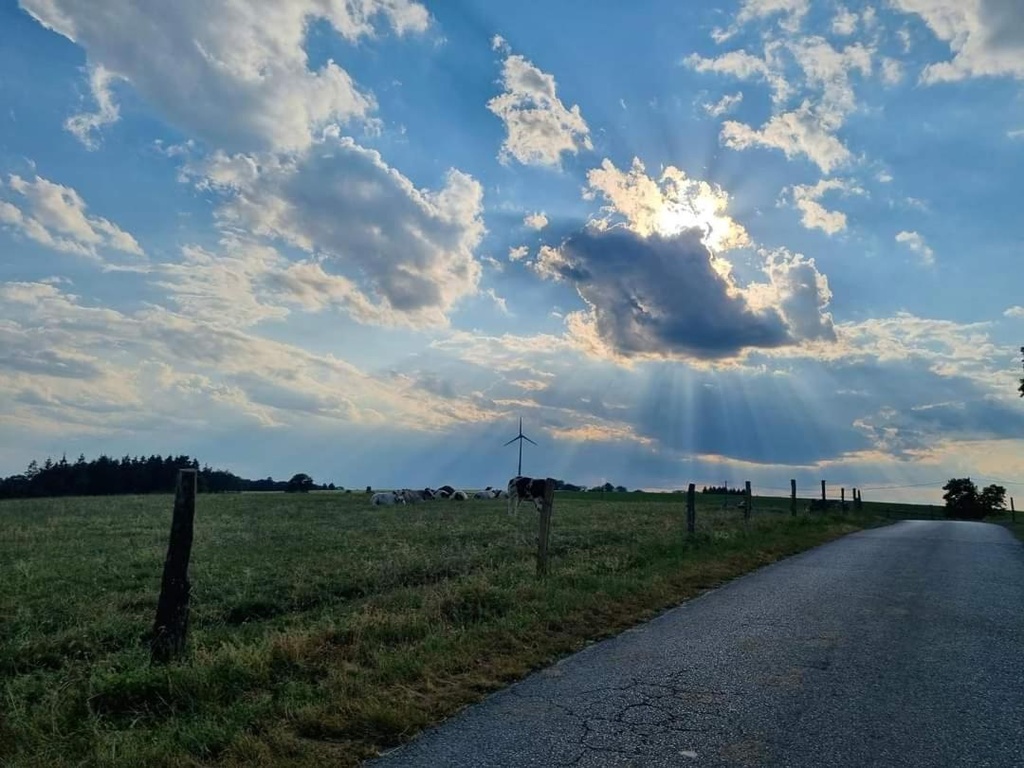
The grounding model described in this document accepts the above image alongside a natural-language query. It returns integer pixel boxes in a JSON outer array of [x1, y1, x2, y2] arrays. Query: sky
[[1, 0, 1023, 503]]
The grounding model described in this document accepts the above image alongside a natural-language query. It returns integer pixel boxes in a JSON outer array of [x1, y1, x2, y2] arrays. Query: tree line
[[701, 485, 747, 495], [0, 454, 335, 500]]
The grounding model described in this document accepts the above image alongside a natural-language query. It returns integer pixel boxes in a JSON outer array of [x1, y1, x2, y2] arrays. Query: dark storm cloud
[[539, 228, 791, 359]]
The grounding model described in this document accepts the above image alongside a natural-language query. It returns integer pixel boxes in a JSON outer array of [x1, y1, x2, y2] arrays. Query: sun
[[653, 180, 750, 253]]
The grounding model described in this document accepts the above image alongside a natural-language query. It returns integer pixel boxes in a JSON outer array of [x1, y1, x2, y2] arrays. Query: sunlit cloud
[[895, 230, 935, 266], [0, 174, 144, 262], [21, 0, 430, 152], [584, 157, 750, 252], [523, 211, 549, 230], [487, 43, 592, 168]]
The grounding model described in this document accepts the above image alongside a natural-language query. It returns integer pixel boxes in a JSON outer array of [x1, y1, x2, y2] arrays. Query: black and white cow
[[507, 476, 548, 515]]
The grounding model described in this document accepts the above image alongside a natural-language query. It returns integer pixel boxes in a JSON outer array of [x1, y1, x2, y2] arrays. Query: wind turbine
[[504, 416, 537, 477]]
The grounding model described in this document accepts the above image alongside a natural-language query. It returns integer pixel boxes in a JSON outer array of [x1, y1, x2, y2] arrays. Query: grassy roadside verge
[[1, 493, 883, 767]]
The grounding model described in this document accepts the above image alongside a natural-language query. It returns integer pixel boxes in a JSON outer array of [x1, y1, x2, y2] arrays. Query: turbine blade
[[503, 437, 520, 446], [523, 435, 538, 445]]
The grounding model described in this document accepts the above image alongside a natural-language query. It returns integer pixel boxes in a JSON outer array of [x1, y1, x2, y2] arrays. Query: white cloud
[[20, 0, 430, 152], [154, 240, 290, 328], [684, 50, 792, 104], [0, 279, 500, 439], [787, 178, 863, 234], [785, 37, 872, 119], [692, 35, 875, 173], [0, 174, 144, 261], [703, 92, 744, 117], [896, 230, 936, 266], [487, 48, 592, 167], [198, 134, 484, 328], [1003, 306, 1024, 318], [717, 0, 810, 38], [508, 245, 529, 261], [893, 0, 1024, 83], [746, 248, 836, 343], [484, 288, 510, 315], [898, 26, 913, 53], [523, 211, 549, 230], [832, 6, 859, 36], [881, 57, 905, 85], [491, 34, 510, 53], [64, 65, 121, 149], [721, 102, 852, 173], [1008, 129, 1024, 140]]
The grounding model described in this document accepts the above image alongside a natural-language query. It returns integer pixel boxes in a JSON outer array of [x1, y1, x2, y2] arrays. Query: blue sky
[[2, 0, 1023, 503]]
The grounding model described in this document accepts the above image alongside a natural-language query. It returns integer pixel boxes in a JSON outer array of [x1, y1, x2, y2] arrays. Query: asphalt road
[[368, 521, 1024, 767]]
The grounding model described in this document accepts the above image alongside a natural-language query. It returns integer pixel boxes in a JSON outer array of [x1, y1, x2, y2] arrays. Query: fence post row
[[686, 482, 696, 536], [744, 481, 752, 525], [790, 479, 797, 516], [151, 468, 197, 665], [536, 478, 555, 578]]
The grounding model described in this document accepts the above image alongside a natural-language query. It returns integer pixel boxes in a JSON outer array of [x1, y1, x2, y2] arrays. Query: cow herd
[[370, 484, 508, 507], [370, 476, 548, 515]]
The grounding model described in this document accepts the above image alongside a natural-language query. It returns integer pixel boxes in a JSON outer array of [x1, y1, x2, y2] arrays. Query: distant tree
[[328, 483, 336, 490], [942, 478, 1004, 520], [366, 485, 373, 494], [286, 473, 315, 493], [980, 484, 1007, 514], [943, 478, 980, 519], [614, 485, 627, 493], [601, 482, 615, 493]]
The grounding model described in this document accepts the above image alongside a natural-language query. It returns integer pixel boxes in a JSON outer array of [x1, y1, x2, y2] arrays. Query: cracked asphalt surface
[[367, 521, 1024, 767]]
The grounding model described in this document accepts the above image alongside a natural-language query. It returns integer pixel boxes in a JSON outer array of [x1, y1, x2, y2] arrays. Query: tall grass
[[1, 491, 892, 766]]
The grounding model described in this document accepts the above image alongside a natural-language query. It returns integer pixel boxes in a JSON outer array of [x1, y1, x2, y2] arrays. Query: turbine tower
[[504, 416, 537, 476]]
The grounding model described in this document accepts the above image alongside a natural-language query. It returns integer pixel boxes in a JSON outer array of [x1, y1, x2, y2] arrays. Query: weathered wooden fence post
[[855, 488, 863, 511], [790, 479, 797, 516], [841, 487, 846, 511], [686, 483, 696, 536], [151, 468, 197, 664], [536, 478, 555, 578], [820, 480, 827, 502], [744, 481, 752, 526], [1012, 497, 1016, 524]]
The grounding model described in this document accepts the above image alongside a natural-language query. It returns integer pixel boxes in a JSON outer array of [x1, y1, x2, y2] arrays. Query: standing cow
[[507, 476, 548, 515]]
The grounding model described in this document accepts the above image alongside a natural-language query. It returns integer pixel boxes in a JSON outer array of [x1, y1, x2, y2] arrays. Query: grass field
[[1, 490, 931, 766]]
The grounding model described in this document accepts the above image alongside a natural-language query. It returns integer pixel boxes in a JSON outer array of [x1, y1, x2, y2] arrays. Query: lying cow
[[451, 490, 468, 501], [397, 489, 426, 504], [507, 476, 549, 515], [436, 485, 455, 499], [371, 491, 403, 506]]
